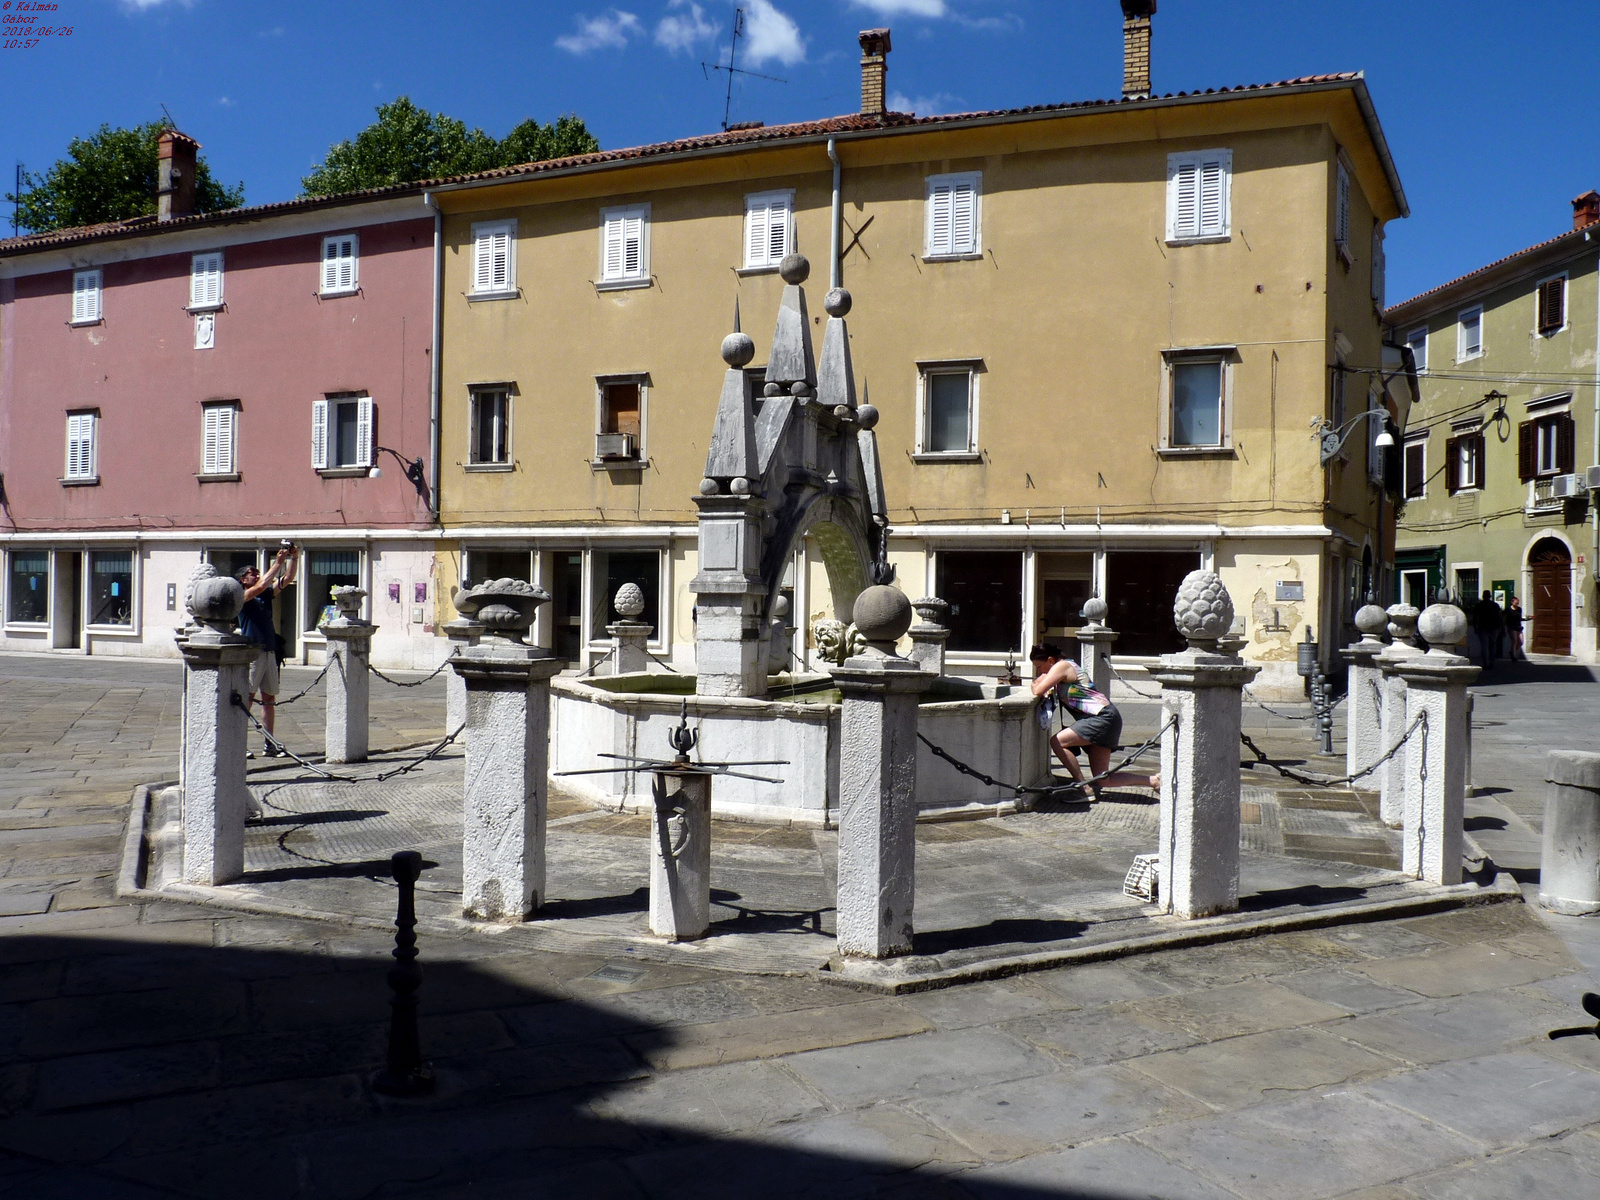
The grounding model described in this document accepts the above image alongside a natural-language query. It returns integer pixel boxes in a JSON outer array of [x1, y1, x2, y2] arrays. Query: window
[[925, 173, 980, 258], [590, 549, 662, 640], [1331, 361, 1347, 431], [72, 270, 102, 324], [190, 252, 223, 309], [1165, 357, 1227, 449], [470, 221, 516, 296], [1334, 161, 1352, 258], [1538, 275, 1566, 336], [1166, 149, 1231, 242], [1445, 429, 1485, 493], [1405, 326, 1428, 373], [597, 378, 643, 460], [599, 205, 649, 286], [1370, 224, 1385, 304], [1458, 306, 1483, 360], [88, 550, 133, 627], [468, 387, 512, 466], [743, 190, 793, 269], [1518, 408, 1576, 481], [201, 403, 238, 476], [1366, 392, 1387, 483], [935, 550, 1022, 654], [64, 412, 97, 481], [306, 549, 361, 631], [321, 234, 358, 295], [311, 394, 374, 470], [1403, 436, 1427, 499], [919, 366, 977, 454], [6, 552, 49, 624], [464, 549, 531, 588]]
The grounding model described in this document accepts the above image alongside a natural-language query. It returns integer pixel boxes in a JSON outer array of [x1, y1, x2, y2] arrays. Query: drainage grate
[[586, 962, 647, 984]]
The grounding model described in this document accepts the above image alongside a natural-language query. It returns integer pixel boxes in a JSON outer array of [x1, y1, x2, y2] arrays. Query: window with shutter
[[321, 234, 358, 294], [1403, 440, 1426, 499], [1556, 412, 1576, 474], [65, 413, 97, 481], [1538, 276, 1566, 335], [599, 206, 649, 284], [355, 396, 374, 467], [1517, 420, 1534, 481], [190, 253, 223, 308], [72, 270, 102, 324], [311, 400, 328, 470], [924, 174, 981, 257], [202, 405, 236, 475], [1167, 150, 1231, 241], [743, 191, 793, 269], [1458, 307, 1483, 360], [1405, 327, 1428, 373], [469, 221, 516, 296], [1445, 435, 1461, 495], [1370, 226, 1385, 304], [1465, 433, 1486, 491], [1335, 163, 1351, 249]]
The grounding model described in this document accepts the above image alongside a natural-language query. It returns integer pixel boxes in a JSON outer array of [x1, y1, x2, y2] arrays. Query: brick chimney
[[859, 28, 891, 116], [1573, 190, 1600, 231], [157, 129, 200, 221], [1121, 1, 1156, 101]]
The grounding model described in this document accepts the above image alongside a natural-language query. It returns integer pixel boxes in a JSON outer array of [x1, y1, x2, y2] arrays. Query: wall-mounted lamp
[[1314, 410, 1394, 466], [369, 446, 431, 506]]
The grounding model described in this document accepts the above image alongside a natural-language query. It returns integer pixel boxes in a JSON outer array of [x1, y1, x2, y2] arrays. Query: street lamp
[[368, 446, 431, 506], [1314, 410, 1395, 466]]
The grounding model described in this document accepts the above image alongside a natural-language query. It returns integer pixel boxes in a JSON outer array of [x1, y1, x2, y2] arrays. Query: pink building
[[0, 135, 443, 666]]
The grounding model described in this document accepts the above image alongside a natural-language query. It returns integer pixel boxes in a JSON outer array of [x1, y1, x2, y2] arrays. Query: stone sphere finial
[[186, 562, 245, 634], [851, 585, 913, 646], [1172, 569, 1234, 649], [824, 287, 852, 317], [720, 331, 755, 368], [1081, 595, 1109, 625], [770, 593, 790, 620], [1355, 604, 1389, 640], [778, 253, 810, 285], [613, 582, 646, 619], [856, 404, 879, 430], [1417, 602, 1468, 651]]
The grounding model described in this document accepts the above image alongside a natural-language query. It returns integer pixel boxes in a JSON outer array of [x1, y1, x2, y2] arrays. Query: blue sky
[[4, 1, 1598, 305]]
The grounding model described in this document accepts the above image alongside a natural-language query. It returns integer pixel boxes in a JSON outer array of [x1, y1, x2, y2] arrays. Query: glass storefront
[[590, 549, 661, 639], [937, 550, 1023, 654], [6, 552, 49, 624], [88, 550, 133, 626], [306, 549, 361, 630], [465, 549, 531, 587]]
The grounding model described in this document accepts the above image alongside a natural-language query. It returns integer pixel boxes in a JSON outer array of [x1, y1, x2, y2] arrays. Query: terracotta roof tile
[[1385, 224, 1594, 317]]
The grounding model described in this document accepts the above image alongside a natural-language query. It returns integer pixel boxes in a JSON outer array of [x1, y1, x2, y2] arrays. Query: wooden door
[[1530, 559, 1572, 655]]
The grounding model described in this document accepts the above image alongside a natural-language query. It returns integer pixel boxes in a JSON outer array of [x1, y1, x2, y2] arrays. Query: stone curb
[[118, 784, 1523, 993]]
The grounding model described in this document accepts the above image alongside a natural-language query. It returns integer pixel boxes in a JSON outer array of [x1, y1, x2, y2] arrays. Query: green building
[[1385, 191, 1600, 660]]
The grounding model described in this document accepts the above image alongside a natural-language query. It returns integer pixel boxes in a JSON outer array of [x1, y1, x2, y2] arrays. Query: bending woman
[[1029, 643, 1159, 798]]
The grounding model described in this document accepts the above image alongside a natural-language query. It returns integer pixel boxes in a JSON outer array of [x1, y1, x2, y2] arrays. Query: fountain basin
[[550, 672, 1049, 825]]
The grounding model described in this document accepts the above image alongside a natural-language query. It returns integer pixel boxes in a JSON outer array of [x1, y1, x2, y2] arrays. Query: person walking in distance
[[1506, 595, 1526, 660], [1471, 590, 1503, 671], [1029, 643, 1159, 799], [237, 546, 297, 755]]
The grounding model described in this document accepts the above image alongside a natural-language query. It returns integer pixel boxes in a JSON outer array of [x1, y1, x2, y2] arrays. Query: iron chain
[[368, 657, 454, 688]]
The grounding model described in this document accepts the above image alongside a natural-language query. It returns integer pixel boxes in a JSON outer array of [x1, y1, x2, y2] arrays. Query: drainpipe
[[1592, 237, 1598, 638], [423, 192, 443, 526], [827, 137, 842, 289]]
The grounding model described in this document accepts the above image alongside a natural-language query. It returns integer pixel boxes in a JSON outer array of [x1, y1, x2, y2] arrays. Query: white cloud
[[120, 0, 195, 10], [742, 0, 804, 68], [217, 95, 235, 107], [852, 0, 946, 16], [555, 9, 643, 55], [888, 91, 961, 116], [656, 0, 717, 54]]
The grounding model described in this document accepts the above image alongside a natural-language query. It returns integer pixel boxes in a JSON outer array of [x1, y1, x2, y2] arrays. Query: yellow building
[[424, 27, 1407, 698]]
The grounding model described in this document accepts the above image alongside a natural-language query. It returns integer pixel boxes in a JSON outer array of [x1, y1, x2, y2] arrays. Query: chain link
[[270, 659, 331, 707], [231, 692, 464, 784], [1239, 709, 1426, 789], [918, 716, 1172, 798], [367, 657, 454, 688]]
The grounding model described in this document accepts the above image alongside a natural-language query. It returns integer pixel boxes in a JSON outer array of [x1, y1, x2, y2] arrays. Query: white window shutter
[[67, 414, 96, 478], [1371, 227, 1386, 304], [951, 182, 976, 254], [356, 397, 374, 467], [622, 214, 643, 277], [929, 184, 953, 255], [489, 230, 509, 291], [202, 408, 220, 474], [1336, 166, 1351, 246], [73, 271, 100, 323], [473, 229, 493, 292], [1198, 158, 1225, 235], [311, 400, 328, 469], [190, 253, 222, 307], [603, 214, 624, 279], [322, 241, 339, 292], [769, 195, 789, 262], [1172, 161, 1199, 238], [745, 200, 769, 268], [338, 238, 356, 291]]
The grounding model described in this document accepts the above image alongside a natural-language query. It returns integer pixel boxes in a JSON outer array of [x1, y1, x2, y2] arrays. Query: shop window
[[306, 549, 361, 631], [1035, 552, 1094, 646], [465, 549, 531, 587], [591, 549, 661, 638], [88, 551, 133, 626], [935, 550, 1022, 654], [7, 552, 50, 624], [1106, 550, 1200, 656]]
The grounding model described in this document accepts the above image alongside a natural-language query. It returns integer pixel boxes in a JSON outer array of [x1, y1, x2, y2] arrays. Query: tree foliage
[[6, 122, 245, 234], [301, 98, 600, 196]]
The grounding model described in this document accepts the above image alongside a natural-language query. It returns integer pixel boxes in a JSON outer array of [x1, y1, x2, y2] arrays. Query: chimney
[[1121, 1, 1156, 101], [1573, 190, 1599, 231], [157, 129, 200, 221], [859, 28, 891, 116]]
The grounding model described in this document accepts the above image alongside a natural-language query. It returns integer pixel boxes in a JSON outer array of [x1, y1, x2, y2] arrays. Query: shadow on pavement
[[0, 930, 1138, 1199], [915, 918, 1090, 956], [1237, 884, 1366, 912]]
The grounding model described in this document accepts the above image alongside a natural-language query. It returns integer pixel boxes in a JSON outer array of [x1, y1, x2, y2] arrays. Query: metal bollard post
[[372, 850, 434, 1097], [1464, 693, 1475, 797]]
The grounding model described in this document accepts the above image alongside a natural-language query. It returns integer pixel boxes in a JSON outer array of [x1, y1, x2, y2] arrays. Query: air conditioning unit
[[595, 432, 637, 461], [1587, 464, 1600, 491], [1551, 473, 1586, 500]]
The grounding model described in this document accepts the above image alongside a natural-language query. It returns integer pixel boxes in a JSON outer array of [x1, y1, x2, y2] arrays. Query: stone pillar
[[322, 587, 373, 765], [649, 770, 712, 940], [1374, 604, 1423, 828], [1151, 571, 1260, 920], [1075, 596, 1119, 697], [1540, 750, 1600, 915], [179, 569, 253, 886], [833, 586, 935, 958], [450, 579, 561, 921], [442, 617, 483, 734], [605, 581, 653, 674], [173, 625, 191, 791], [1395, 604, 1480, 886], [907, 597, 951, 677], [1341, 604, 1390, 783]]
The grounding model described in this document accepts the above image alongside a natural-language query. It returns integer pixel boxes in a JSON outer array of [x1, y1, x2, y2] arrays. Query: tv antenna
[[701, 5, 787, 130], [12, 163, 22, 237]]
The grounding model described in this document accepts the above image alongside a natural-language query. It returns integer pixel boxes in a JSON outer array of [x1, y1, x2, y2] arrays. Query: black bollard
[[372, 850, 435, 1097]]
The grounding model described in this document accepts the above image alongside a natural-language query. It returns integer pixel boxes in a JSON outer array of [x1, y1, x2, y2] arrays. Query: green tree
[[7, 121, 244, 234], [301, 98, 599, 196]]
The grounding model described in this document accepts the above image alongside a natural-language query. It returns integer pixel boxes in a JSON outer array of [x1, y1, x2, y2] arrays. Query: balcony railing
[[1528, 477, 1561, 512]]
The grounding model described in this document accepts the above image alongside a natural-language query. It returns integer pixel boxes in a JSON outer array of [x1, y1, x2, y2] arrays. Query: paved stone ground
[[2, 652, 1599, 1199]]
